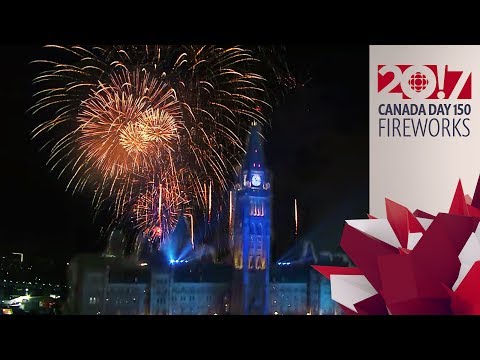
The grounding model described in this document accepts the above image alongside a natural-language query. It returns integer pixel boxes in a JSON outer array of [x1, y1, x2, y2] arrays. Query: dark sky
[[0, 45, 368, 263]]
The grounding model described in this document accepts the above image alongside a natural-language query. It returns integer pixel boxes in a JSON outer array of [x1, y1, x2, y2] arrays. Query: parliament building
[[67, 125, 347, 315]]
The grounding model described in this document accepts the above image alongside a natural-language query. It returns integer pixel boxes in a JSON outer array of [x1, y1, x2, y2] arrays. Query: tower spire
[[243, 123, 265, 172]]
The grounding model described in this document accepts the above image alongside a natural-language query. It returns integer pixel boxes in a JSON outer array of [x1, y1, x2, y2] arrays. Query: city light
[[169, 259, 175, 265], [12, 252, 24, 262], [140, 263, 148, 267], [274, 311, 279, 315]]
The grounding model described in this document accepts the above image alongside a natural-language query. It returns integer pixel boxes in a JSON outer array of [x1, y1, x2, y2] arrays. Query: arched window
[[250, 223, 255, 235], [248, 256, 254, 269], [257, 223, 262, 236], [255, 256, 261, 269]]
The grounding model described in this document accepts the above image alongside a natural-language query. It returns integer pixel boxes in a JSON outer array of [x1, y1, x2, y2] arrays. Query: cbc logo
[[377, 65, 472, 100]]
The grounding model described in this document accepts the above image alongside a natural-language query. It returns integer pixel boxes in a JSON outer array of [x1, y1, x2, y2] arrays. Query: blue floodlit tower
[[231, 123, 272, 315]]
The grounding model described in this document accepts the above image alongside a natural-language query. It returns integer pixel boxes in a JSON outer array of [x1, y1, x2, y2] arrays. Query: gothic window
[[257, 223, 262, 236], [250, 238, 255, 252], [248, 255, 254, 269], [250, 222, 255, 235]]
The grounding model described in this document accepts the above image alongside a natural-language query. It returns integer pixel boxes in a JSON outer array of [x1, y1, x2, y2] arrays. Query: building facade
[[66, 125, 344, 315], [67, 257, 342, 315]]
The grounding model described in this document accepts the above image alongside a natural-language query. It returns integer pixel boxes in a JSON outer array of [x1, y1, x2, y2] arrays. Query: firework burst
[[132, 175, 190, 245], [30, 45, 287, 250]]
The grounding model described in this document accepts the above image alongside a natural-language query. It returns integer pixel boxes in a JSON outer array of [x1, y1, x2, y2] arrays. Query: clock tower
[[231, 123, 272, 315]]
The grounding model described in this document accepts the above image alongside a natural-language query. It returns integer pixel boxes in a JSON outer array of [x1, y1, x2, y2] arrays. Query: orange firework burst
[[30, 45, 281, 250], [76, 69, 181, 209]]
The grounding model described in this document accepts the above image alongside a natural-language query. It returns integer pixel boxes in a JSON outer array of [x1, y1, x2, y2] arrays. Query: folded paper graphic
[[313, 176, 480, 315]]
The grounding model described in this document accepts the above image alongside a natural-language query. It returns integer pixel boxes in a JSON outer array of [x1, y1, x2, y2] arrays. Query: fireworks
[[294, 198, 298, 241], [30, 45, 286, 250], [132, 177, 188, 243]]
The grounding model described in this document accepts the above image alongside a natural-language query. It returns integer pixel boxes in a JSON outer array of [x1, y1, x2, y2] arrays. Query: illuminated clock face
[[251, 174, 262, 187]]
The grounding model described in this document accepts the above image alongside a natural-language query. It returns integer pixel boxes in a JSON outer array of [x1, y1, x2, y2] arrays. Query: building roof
[[172, 263, 233, 283], [69, 253, 119, 270], [270, 265, 314, 283], [108, 267, 150, 284]]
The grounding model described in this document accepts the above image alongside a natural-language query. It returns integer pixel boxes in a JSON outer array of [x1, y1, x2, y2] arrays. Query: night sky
[[0, 44, 368, 264]]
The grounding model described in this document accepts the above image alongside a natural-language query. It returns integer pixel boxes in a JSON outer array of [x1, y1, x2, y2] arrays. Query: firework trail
[[30, 45, 289, 251]]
